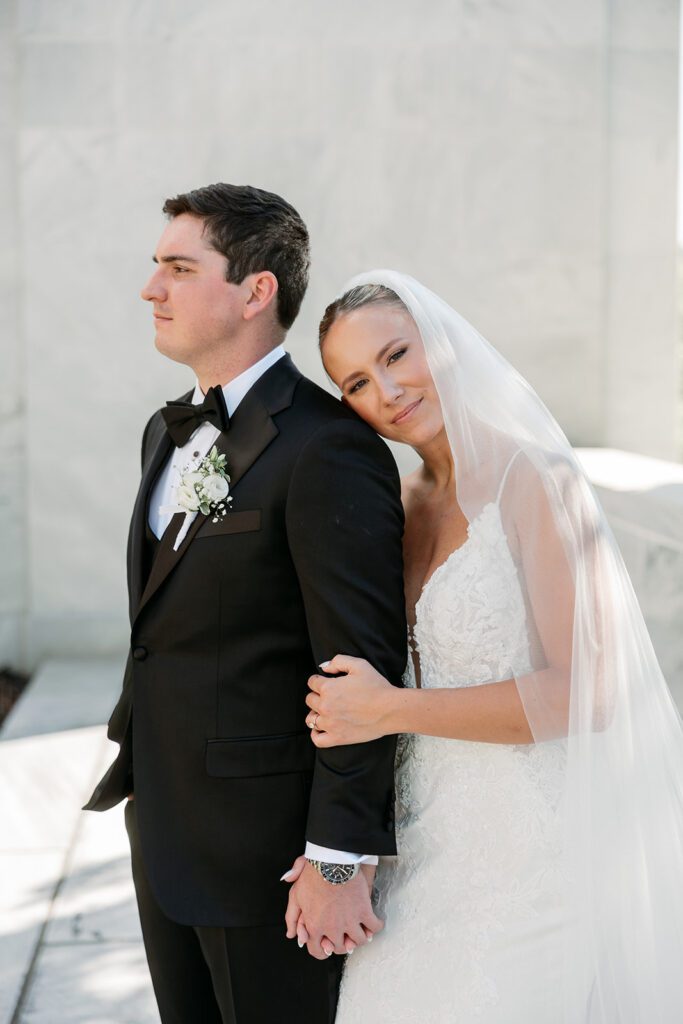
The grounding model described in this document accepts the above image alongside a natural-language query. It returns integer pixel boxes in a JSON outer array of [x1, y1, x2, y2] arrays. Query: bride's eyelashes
[[346, 347, 408, 396]]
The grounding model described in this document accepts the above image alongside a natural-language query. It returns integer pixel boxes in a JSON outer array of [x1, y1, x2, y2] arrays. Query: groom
[[82, 183, 406, 1023]]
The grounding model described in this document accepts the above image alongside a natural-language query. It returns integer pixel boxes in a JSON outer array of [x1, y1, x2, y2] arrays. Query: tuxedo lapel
[[127, 413, 181, 622], [130, 354, 301, 628]]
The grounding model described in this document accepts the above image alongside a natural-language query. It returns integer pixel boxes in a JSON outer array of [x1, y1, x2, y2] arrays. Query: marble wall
[[0, 2, 25, 668], [0, 0, 680, 670]]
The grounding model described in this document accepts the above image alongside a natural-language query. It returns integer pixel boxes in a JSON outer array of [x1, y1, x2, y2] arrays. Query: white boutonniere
[[159, 445, 233, 550]]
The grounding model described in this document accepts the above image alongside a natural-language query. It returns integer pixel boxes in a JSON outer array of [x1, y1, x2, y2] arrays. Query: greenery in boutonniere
[[174, 445, 232, 521]]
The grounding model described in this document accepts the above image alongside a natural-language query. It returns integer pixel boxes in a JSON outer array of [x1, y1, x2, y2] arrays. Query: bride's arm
[[306, 460, 584, 748], [306, 657, 533, 746], [389, 676, 533, 743]]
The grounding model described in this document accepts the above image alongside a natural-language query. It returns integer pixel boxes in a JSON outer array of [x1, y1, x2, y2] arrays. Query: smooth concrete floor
[[1, 659, 158, 1024]]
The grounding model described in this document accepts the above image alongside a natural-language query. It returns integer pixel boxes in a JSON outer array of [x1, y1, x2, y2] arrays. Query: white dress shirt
[[148, 345, 376, 868], [149, 345, 287, 543]]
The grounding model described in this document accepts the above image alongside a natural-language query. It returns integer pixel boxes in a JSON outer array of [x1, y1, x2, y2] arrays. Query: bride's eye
[[388, 347, 407, 364], [348, 378, 368, 395]]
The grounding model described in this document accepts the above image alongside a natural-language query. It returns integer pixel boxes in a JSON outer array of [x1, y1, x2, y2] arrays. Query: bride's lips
[[154, 314, 173, 322], [392, 398, 422, 425]]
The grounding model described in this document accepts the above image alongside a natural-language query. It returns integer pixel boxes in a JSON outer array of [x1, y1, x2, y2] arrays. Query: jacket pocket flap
[[197, 509, 261, 538], [205, 730, 313, 778]]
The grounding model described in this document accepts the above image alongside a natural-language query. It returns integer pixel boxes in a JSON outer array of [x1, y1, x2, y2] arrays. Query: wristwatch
[[307, 858, 360, 885]]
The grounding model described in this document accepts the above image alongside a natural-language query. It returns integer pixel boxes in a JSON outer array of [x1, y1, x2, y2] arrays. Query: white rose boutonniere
[[201, 471, 230, 505], [159, 445, 233, 550]]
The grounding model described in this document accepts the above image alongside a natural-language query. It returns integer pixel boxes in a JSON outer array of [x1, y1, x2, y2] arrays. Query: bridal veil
[[339, 270, 683, 1023]]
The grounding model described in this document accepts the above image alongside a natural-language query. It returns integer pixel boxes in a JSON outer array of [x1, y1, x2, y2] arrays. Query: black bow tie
[[161, 386, 230, 447]]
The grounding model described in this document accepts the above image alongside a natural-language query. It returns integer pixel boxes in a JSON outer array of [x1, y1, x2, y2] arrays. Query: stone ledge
[[578, 447, 683, 549], [0, 659, 124, 741], [577, 448, 683, 710]]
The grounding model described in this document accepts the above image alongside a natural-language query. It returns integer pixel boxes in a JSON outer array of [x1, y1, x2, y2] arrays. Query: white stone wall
[[0, 2, 25, 668], [603, 5, 680, 457], [1, 0, 680, 669]]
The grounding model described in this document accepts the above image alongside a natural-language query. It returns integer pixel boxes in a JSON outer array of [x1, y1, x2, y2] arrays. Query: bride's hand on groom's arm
[[306, 655, 397, 746], [283, 859, 382, 959]]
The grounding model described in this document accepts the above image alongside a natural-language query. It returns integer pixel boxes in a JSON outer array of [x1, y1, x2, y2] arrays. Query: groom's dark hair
[[162, 183, 310, 331]]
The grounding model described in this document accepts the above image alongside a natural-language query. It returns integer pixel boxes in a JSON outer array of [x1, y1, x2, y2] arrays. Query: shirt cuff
[[304, 842, 378, 866]]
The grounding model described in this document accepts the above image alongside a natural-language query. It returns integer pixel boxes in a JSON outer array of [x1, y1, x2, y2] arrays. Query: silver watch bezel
[[307, 858, 360, 885]]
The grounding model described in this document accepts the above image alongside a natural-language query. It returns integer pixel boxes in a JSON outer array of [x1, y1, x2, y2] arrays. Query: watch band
[[307, 858, 360, 885]]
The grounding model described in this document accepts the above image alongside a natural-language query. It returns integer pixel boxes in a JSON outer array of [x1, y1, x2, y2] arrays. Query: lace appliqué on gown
[[337, 502, 568, 1024]]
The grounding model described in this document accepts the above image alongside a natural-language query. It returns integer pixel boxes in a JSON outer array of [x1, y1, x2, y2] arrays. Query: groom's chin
[[153, 334, 190, 366]]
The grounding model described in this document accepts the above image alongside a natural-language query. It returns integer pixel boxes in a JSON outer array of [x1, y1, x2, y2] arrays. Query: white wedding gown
[[336, 498, 578, 1023]]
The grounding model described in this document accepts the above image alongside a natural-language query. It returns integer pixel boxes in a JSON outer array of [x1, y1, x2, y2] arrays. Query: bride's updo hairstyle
[[318, 284, 409, 353]]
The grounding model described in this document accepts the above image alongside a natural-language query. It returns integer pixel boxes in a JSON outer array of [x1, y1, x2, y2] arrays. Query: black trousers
[[124, 798, 343, 1024]]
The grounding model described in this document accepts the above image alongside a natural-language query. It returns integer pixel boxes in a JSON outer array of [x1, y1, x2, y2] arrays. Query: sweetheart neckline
[[414, 501, 499, 616]]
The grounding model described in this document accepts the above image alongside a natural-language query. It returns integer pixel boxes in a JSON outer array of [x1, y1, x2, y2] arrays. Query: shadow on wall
[[0, 668, 30, 729]]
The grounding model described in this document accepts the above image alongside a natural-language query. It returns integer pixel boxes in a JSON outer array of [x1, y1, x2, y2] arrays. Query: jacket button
[[132, 646, 148, 661]]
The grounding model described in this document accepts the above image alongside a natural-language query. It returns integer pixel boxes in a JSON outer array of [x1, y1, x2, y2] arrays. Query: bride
[[285, 271, 683, 1022]]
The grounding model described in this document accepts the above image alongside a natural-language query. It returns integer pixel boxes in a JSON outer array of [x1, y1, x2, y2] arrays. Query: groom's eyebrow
[[340, 338, 405, 390], [152, 254, 201, 264]]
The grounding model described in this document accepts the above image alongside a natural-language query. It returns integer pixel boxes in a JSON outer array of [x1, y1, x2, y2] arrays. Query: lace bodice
[[410, 500, 533, 690], [337, 493, 569, 1024]]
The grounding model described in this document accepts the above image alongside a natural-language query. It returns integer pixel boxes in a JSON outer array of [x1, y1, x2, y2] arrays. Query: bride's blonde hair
[[318, 284, 408, 351]]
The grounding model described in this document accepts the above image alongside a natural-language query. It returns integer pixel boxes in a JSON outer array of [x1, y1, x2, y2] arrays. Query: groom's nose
[[141, 269, 167, 303]]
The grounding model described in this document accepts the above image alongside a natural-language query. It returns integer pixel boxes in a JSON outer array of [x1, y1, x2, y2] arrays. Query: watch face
[[321, 863, 358, 885]]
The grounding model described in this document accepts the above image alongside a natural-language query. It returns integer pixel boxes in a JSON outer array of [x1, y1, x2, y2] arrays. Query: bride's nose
[[377, 377, 404, 405]]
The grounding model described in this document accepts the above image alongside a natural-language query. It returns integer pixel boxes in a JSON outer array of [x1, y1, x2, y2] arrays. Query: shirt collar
[[191, 345, 287, 418]]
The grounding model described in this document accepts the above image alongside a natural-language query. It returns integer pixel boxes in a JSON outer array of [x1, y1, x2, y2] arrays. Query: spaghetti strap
[[496, 449, 523, 504]]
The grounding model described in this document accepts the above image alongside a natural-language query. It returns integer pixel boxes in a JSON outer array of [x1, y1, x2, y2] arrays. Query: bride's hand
[[282, 856, 378, 955], [306, 655, 394, 747]]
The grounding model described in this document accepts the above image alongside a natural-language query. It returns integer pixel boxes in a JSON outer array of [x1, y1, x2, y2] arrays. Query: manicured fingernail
[[367, 935, 373, 942], [325, 949, 333, 957], [347, 948, 354, 954], [298, 939, 304, 948], [280, 870, 295, 881], [319, 661, 330, 669]]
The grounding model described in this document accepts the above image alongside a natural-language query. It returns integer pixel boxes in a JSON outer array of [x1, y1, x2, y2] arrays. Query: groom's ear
[[242, 271, 279, 322]]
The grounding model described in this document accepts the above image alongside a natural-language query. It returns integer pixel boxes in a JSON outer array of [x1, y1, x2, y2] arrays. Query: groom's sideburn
[[83, 353, 407, 1023]]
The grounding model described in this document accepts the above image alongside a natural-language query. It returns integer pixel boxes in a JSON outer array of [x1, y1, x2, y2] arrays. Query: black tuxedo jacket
[[83, 354, 407, 928]]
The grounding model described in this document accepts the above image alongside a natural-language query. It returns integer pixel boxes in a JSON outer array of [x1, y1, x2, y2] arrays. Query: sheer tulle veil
[[337, 270, 683, 1022]]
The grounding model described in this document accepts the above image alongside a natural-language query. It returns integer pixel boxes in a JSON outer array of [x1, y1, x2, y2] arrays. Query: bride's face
[[321, 303, 445, 446]]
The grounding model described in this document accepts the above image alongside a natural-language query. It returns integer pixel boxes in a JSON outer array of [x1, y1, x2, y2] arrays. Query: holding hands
[[282, 655, 394, 958], [306, 655, 395, 746], [283, 856, 382, 959], [283, 654, 395, 959]]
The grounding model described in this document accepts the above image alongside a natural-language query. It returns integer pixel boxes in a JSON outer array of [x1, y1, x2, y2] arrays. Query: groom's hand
[[285, 861, 383, 960]]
